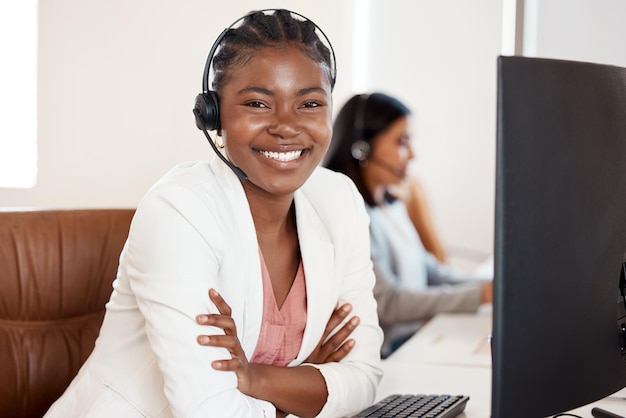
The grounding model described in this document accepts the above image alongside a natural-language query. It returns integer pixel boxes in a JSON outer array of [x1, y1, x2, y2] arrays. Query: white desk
[[388, 312, 492, 368], [378, 312, 626, 418], [377, 361, 492, 417]]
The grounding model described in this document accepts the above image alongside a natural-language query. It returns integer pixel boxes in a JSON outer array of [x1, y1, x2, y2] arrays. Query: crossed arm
[[195, 289, 360, 418]]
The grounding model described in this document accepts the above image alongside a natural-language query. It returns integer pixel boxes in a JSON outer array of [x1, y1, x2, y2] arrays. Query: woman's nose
[[407, 145, 416, 160], [267, 107, 301, 138]]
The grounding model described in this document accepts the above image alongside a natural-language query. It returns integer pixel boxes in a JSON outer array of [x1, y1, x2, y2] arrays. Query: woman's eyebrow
[[297, 87, 326, 96], [237, 86, 273, 96], [236, 86, 327, 96]]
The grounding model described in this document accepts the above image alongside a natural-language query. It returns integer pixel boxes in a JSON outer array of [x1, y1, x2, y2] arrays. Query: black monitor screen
[[492, 55, 626, 418]]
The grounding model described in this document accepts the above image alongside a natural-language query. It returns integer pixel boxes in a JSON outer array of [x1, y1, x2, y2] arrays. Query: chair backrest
[[0, 209, 134, 418]]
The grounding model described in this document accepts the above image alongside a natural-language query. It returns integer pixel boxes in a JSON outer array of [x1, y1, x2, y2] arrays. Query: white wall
[[1, 0, 625, 266], [0, 0, 355, 208], [524, 0, 626, 67], [358, 0, 503, 264]]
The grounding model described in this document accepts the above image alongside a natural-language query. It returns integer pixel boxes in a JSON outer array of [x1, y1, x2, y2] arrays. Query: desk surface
[[379, 312, 626, 418], [377, 361, 492, 417], [388, 312, 492, 367]]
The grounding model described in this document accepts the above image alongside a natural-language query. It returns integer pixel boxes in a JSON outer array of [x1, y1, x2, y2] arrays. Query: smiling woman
[[44, 9, 383, 418]]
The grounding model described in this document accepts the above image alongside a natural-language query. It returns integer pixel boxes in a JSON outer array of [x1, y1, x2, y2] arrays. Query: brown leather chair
[[0, 209, 135, 418]]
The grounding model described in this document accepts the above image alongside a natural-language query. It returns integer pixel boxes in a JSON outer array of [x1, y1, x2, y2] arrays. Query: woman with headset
[[325, 93, 492, 358], [45, 10, 382, 418]]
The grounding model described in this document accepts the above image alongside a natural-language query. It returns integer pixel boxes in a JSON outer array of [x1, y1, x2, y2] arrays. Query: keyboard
[[351, 393, 469, 417]]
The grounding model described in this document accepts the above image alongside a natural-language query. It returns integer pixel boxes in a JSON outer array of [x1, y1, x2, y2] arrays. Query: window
[[0, 0, 38, 188]]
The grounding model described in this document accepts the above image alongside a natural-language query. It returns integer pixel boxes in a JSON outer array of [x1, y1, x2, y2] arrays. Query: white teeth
[[260, 150, 303, 162]]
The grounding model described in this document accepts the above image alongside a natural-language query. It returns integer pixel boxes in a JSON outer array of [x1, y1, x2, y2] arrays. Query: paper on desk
[[388, 313, 493, 368]]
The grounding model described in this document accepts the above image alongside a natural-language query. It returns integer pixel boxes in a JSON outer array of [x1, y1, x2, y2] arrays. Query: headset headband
[[201, 9, 337, 94]]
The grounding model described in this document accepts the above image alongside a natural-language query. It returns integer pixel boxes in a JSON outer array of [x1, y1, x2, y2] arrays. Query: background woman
[[325, 92, 492, 357]]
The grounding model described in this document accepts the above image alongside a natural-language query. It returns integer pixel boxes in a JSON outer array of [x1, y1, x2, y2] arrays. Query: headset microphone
[[368, 156, 406, 180], [193, 108, 248, 182], [350, 140, 406, 180]]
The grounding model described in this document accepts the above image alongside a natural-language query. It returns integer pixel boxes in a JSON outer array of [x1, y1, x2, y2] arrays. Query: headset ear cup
[[194, 91, 220, 131], [351, 140, 371, 162]]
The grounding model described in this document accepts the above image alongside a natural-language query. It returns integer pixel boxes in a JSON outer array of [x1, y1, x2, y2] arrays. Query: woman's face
[[218, 46, 333, 198], [362, 116, 414, 190]]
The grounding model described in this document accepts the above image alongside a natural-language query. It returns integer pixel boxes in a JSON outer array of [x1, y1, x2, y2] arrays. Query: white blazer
[[45, 157, 383, 418]]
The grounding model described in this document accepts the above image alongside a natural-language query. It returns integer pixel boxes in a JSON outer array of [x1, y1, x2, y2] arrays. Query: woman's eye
[[302, 101, 322, 108], [399, 135, 411, 146], [245, 101, 267, 108]]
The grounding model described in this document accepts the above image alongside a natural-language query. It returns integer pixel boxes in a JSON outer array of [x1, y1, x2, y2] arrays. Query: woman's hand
[[196, 292, 359, 417], [195, 291, 359, 396], [305, 303, 360, 364], [196, 289, 254, 395], [481, 282, 493, 304]]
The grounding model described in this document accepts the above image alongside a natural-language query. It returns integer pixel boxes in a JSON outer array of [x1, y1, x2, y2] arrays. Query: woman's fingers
[[211, 358, 245, 371], [305, 307, 360, 364], [196, 334, 239, 351], [325, 338, 356, 362], [209, 288, 232, 316], [196, 290, 248, 369], [196, 313, 235, 330], [196, 288, 237, 335], [316, 303, 352, 345], [319, 316, 360, 358], [324, 303, 352, 334]]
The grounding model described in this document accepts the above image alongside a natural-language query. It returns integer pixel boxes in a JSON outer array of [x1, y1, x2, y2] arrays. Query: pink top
[[250, 251, 307, 367]]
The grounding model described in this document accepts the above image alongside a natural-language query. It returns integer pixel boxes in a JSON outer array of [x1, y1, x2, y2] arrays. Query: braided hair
[[212, 9, 336, 93]]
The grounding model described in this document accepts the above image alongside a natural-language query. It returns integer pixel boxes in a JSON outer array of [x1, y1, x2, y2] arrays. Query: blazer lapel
[[292, 189, 337, 363]]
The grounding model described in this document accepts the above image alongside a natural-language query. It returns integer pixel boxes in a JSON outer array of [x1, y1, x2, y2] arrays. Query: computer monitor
[[491, 55, 626, 418]]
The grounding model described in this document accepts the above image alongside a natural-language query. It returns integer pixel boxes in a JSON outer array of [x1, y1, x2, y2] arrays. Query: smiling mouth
[[259, 149, 304, 162]]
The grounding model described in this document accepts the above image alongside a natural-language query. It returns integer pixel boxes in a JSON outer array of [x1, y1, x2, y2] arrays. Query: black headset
[[350, 94, 371, 163], [349, 94, 406, 179], [192, 9, 337, 182]]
